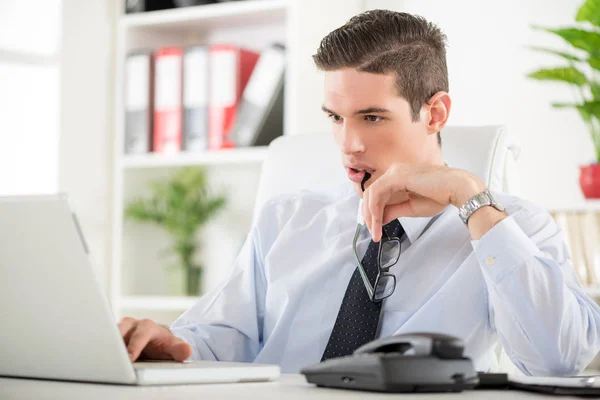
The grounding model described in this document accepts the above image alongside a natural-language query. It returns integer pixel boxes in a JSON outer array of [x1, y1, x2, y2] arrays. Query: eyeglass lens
[[374, 274, 395, 300], [379, 239, 401, 269]]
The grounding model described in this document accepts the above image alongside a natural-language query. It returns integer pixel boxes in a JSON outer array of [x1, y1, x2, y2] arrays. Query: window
[[0, 0, 62, 195]]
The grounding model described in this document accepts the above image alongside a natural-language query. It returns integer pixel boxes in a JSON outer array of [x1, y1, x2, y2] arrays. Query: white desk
[[0, 374, 582, 400]]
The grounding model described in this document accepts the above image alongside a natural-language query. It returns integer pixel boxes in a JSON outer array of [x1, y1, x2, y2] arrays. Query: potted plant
[[125, 167, 227, 296], [526, 0, 600, 198]]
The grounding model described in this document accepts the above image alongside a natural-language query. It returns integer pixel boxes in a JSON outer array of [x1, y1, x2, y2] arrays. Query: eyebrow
[[321, 105, 391, 115]]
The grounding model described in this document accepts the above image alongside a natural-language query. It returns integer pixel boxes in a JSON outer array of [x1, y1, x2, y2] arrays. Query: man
[[118, 10, 600, 376]]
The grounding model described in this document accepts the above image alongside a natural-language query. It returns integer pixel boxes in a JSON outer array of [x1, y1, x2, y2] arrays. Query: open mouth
[[346, 167, 375, 183], [350, 167, 375, 174]]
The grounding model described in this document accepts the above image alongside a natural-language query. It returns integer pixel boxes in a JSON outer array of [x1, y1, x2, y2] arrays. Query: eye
[[365, 115, 383, 123], [328, 114, 343, 124]]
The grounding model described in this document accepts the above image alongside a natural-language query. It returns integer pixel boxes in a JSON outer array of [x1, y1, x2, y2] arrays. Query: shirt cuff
[[470, 216, 540, 284], [170, 327, 202, 361]]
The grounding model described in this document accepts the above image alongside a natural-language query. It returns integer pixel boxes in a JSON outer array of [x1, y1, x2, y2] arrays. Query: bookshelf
[[110, 0, 365, 326], [121, 0, 287, 30], [110, 0, 297, 325], [120, 146, 268, 169]]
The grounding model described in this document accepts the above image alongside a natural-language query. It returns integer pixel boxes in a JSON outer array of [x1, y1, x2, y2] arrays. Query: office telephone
[[301, 332, 479, 393]]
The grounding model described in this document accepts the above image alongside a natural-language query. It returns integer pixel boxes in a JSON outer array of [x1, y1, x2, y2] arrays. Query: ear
[[422, 91, 451, 135]]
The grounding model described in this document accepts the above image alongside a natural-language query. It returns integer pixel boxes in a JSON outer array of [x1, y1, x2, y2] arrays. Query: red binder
[[153, 46, 183, 153], [208, 45, 259, 150]]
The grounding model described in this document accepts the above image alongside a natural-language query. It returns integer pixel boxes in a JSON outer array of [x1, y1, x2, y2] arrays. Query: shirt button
[[485, 256, 495, 266]]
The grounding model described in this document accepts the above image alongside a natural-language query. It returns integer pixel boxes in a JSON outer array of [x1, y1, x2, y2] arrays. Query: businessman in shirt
[[118, 10, 600, 376]]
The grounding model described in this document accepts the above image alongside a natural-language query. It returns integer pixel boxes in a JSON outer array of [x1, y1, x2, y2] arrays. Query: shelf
[[121, 146, 268, 169], [584, 286, 600, 298], [547, 200, 600, 213], [121, 295, 198, 311], [120, 0, 288, 33]]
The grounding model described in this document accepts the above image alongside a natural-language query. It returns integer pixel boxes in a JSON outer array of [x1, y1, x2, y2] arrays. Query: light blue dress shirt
[[171, 185, 600, 375]]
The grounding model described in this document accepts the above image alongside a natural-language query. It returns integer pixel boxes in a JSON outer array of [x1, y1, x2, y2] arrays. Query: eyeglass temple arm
[[353, 224, 375, 299]]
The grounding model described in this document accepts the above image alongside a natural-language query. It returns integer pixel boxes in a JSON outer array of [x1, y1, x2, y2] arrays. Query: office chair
[[254, 125, 522, 374]]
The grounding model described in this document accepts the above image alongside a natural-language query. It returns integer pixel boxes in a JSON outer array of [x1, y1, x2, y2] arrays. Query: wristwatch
[[458, 189, 505, 225]]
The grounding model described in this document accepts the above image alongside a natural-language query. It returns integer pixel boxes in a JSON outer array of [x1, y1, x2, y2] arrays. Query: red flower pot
[[580, 163, 600, 199]]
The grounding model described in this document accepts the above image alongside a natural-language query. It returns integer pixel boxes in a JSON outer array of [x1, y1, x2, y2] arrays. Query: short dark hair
[[313, 10, 448, 147]]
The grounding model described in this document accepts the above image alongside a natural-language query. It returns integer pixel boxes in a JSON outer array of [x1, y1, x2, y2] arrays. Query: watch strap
[[458, 189, 504, 225]]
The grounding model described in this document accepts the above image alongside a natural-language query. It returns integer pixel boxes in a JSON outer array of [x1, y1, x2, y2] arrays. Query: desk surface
[[0, 374, 582, 400]]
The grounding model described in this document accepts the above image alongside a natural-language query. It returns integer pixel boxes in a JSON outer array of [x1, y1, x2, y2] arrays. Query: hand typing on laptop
[[118, 317, 192, 362]]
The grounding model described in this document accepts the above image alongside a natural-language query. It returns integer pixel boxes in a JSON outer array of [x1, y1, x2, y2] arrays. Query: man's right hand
[[118, 317, 193, 362]]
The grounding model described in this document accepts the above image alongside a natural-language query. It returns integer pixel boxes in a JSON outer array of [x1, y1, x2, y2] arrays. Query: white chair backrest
[[254, 125, 521, 217]]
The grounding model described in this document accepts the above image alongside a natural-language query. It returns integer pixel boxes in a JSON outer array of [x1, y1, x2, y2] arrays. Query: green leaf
[[578, 106, 593, 126], [578, 101, 600, 119], [551, 102, 578, 109], [576, 102, 600, 159], [591, 82, 600, 98], [124, 199, 166, 223], [552, 101, 600, 117], [576, 0, 600, 28], [590, 57, 600, 71], [527, 66, 587, 86], [533, 26, 600, 55], [528, 46, 582, 62]]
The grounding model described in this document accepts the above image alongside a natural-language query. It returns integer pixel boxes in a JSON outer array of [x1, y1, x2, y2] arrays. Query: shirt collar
[[357, 199, 434, 245]]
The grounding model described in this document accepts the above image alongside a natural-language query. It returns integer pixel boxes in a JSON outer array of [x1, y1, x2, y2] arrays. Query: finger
[[364, 187, 375, 241], [363, 194, 371, 233], [366, 187, 380, 242], [118, 317, 138, 344], [367, 177, 397, 243], [127, 320, 159, 361], [382, 202, 414, 223], [383, 196, 444, 221], [169, 338, 193, 362]]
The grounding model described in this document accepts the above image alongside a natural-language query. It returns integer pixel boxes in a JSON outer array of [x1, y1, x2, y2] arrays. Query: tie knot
[[382, 219, 404, 239]]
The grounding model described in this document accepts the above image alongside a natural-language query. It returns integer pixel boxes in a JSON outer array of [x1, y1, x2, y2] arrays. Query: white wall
[[286, 0, 364, 136], [59, 0, 115, 289], [0, 0, 61, 196], [364, 0, 594, 210]]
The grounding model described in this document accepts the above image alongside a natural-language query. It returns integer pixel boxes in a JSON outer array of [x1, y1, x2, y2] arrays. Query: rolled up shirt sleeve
[[472, 203, 600, 376]]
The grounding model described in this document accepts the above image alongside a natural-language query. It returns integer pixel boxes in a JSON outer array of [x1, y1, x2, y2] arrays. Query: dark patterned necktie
[[321, 219, 405, 361]]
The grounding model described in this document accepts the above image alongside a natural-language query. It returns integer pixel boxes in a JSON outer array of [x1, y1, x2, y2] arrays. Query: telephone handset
[[301, 332, 479, 393]]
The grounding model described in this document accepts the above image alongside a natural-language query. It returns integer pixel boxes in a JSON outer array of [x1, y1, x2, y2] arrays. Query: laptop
[[0, 194, 280, 385]]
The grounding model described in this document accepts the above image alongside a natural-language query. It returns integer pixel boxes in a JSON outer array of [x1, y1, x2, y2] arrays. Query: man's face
[[323, 68, 442, 197]]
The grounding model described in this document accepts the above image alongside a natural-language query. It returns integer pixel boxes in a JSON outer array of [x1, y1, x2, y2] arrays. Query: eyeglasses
[[352, 223, 401, 302]]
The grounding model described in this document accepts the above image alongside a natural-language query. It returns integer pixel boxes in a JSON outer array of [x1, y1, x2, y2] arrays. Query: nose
[[337, 125, 365, 156]]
